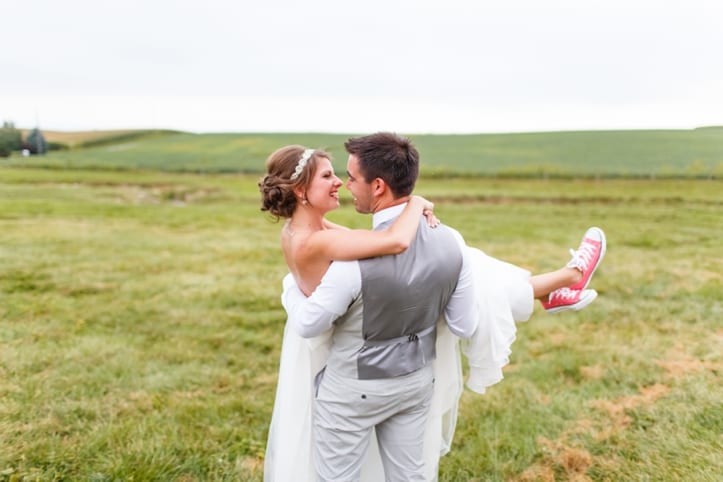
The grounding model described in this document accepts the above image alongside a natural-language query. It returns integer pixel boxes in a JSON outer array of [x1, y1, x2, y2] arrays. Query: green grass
[[4, 128, 723, 177], [0, 167, 721, 481]]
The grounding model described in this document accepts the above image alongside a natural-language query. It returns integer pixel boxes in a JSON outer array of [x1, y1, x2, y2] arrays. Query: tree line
[[0, 121, 47, 157]]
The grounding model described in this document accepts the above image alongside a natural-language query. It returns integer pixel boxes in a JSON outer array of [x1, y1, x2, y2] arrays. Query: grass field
[[0, 166, 720, 481], [5, 128, 723, 177]]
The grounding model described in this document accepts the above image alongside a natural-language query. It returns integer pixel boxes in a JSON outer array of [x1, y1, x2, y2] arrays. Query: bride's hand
[[423, 209, 440, 228], [413, 195, 440, 228]]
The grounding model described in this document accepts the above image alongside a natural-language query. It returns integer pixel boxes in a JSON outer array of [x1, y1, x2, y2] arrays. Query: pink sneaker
[[542, 287, 598, 313], [567, 227, 606, 291]]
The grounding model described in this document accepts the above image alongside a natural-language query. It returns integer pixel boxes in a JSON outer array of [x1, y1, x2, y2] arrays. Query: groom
[[282, 132, 479, 481]]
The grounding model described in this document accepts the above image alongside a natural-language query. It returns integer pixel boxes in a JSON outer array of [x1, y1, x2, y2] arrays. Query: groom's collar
[[372, 202, 407, 229]]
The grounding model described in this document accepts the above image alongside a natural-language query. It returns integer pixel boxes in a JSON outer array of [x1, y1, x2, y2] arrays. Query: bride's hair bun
[[258, 145, 330, 219], [259, 173, 297, 219]]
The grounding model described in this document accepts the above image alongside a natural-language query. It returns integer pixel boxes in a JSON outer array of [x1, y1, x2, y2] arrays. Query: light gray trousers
[[312, 365, 435, 482]]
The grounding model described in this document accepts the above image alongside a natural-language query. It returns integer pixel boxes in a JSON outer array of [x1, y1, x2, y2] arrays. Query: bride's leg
[[530, 227, 607, 300], [530, 267, 582, 300]]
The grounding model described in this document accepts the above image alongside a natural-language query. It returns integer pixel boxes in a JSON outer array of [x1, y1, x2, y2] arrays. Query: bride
[[258, 140, 605, 481]]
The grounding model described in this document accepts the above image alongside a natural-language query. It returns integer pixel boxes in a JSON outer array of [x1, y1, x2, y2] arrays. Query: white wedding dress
[[263, 246, 533, 482]]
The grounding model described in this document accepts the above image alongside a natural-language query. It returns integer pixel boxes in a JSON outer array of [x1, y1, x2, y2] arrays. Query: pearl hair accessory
[[290, 149, 314, 180]]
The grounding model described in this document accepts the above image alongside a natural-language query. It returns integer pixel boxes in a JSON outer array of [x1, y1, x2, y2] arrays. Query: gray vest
[[325, 218, 463, 380]]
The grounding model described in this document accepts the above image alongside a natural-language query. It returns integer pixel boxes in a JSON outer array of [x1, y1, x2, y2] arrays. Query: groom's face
[[345, 154, 373, 214]]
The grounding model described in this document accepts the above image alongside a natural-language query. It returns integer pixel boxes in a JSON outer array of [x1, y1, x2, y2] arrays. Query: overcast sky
[[2, 0, 722, 133]]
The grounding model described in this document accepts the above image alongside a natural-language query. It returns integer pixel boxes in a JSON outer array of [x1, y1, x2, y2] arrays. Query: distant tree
[[25, 127, 48, 155], [0, 121, 23, 157]]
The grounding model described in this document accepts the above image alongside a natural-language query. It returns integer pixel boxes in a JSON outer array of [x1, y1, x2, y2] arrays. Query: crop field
[[1, 158, 720, 481], [5, 128, 723, 178]]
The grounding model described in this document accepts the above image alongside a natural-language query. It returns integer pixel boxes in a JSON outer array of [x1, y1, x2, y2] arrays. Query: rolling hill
[[6, 128, 723, 178]]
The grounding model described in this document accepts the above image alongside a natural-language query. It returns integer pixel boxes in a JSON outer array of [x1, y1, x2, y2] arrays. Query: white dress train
[[263, 246, 533, 482]]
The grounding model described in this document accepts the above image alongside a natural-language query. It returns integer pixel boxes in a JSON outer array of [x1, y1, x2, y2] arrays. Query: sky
[[2, 0, 723, 134]]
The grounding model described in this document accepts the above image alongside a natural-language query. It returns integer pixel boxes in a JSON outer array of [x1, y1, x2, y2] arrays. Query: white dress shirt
[[282, 203, 479, 339]]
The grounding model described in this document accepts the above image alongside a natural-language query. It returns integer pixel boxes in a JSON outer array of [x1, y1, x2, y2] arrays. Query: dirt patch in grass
[[579, 364, 604, 380], [242, 456, 263, 472], [516, 464, 556, 482], [516, 437, 593, 482], [174, 474, 199, 482], [655, 344, 720, 378], [517, 383, 671, 480], [589, 384, 670, 440], [110, 184, 222, 205]]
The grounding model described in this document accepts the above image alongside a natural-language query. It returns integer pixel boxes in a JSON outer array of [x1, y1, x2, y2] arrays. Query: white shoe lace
[[549, 287, 578, 303], [568, 239, 597, 272]]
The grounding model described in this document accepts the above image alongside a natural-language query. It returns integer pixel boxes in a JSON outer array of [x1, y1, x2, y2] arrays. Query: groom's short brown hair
[[344, 132, 419, 198]]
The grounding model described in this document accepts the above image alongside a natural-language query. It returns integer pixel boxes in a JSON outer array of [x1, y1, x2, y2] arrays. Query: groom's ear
[[371, 178, 386, 197]]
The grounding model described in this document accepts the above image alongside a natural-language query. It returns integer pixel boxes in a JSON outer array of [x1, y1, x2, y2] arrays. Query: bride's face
[[305, 157, 342, 213]]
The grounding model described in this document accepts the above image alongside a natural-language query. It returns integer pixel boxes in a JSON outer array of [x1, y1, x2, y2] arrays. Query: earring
[[302, 198, 308, 205]]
